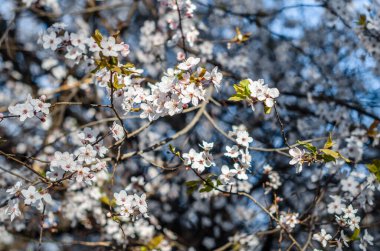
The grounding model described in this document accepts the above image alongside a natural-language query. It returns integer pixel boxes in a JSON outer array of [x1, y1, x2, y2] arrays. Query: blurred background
[[0, 0, 380, 250]]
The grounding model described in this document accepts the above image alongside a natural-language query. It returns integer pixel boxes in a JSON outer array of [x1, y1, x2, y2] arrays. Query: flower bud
[[39, 95, 47, 102]]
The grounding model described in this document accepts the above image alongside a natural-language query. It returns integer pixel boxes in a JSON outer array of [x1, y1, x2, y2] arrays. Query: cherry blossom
[[6, 181, 22, 195], [313, 229, 332, 248], [110, 122, 125, 141], [289, 147, 305, 173], [21, 186, 41, 205], [219, 165, 237, 184], [41, 32, 62, 51], [2, 1, 380, 249], [100, 37, 123, 57], [4, 200, 21, 222], [177, 57, 200, 70]]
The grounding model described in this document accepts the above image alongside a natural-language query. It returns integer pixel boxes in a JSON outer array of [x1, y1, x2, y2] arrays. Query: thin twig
[[274, 102, 291, 148], [175, 0, 188, 57], [38, 203, 46, 251], [0, 150, 48, 182]]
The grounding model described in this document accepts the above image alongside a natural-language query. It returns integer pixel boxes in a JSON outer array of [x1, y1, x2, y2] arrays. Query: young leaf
[[264, 106, 272, 114], [367, 159, 380, 182], [338, 152, 351, 163], [323, 133, 334, 149], [297, 140, 317, 153], [228, 94, 246, 101], [357, 14, 367, 26], [320, 149, 340, 159], [199, 185, 213, 193], [147, 235, 164, 249], [92, 29, 103, 46], [350, 228, 361, 241], [186, 180, 200, 187]]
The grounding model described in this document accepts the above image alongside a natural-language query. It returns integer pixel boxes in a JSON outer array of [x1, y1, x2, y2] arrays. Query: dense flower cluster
[[113, 191, 148, 221], [278, 212, 300, 232], [8, 95, 50, 122], [247, 79, 280, 110], [45, 127, 108, 184], [1, 0, 380, 250], [263, 165, 282, 194], [122, 57, 222, 121], [2, 126, 112, 223], [38, 23, 130, 65], [183, 141, 215, 173], [158, 0, 199, 47], [5, 183, 53, 222]]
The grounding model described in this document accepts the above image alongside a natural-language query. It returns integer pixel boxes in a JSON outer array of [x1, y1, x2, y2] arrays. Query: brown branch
[[175, 0, 188, 57], [0, 150, 48, 182], [274, 102, 291, 148]]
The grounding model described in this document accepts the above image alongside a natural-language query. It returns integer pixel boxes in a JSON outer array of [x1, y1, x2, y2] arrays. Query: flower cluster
[[278, 212, 300, 232], [248, 79, 280, 109], [38, 24, 130, 64], [110, 122, 125, 141], [8, 95, 50, 122], [218, 126, 254, 183], [343, 129, 367, 162], [228, 125, 254, 148], [230, 78, 280, 113], [359, 230, 374, 251], [335, 204, 361, 231], [160, 0, 197, 18], [313, 229, 332, 248], [288, 147, 305, 173], [5, 183, 53, 221], [158, 0, 199, 47], [263, 165, 282, 194], [45, 127, 108, 184], [113, 190, 148, 221], [229, 233, 259, 250], [94, 62, 143, 90], [183, 141, 215, 173], [122, 57, 222, 121]]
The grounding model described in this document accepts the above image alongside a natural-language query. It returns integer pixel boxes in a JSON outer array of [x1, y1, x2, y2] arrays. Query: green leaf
[[320, 149, 340, 159], [350, 228, 361, 241], [264, 106, 272, 114], [239, 79, 250, 87], [239, 79, 251, 96], [112, 74, 125, 90], [199, 185, 213, 193], [147, 235, 164, 249], [92, 29, 103, 46], [357, 14, 367, 26], [228, 94, 246, 101], [229, 79, 252, 102], [111, 66, 122, 74], [185, 180, 200, 187], [124, 62, 135, 68], [367, 159, 380, 182], [338, 152, 351, 163], [323, 133, 334, 149], [109, 56, 118, 65], [186, 180, 200, 195], [233, 84, 244, 93], [100, 196, 115, 207], [321, 154, 336, 163], [297, 140, 317, 153], [187, 186, 198, 195], [169, 144, 176, 154], [216, 179, 223, 186]]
